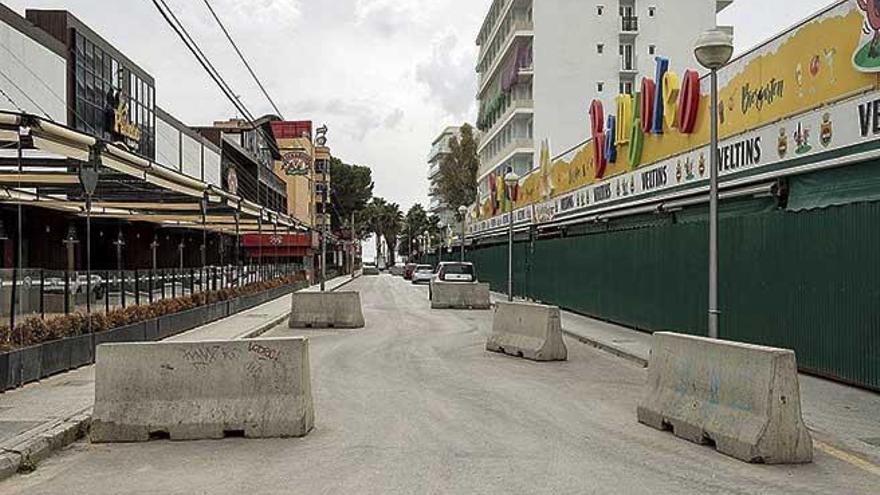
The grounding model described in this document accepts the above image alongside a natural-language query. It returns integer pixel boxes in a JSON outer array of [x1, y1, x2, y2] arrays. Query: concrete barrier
[[91, 338, 314, 442], [486, 302, 567, 361], [363, 266, 380, 276], [289, 291, 365, 328], [637, 332, 812, 464], [430, 282, 490, 310], [389, 266, 404, 276]]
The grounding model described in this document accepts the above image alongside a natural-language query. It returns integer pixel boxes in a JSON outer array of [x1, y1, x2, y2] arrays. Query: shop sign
[[478, 0, 880, 230], [112, 97, 142, 143]]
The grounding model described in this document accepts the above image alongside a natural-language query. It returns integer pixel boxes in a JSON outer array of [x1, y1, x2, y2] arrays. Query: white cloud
[[416, 31, 477, 120]]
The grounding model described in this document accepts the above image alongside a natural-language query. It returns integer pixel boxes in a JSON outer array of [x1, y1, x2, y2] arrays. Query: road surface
[[2, 274, 876, 494]]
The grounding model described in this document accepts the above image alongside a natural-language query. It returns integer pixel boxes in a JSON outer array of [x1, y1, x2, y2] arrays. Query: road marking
[[814, 440, 880, 477]]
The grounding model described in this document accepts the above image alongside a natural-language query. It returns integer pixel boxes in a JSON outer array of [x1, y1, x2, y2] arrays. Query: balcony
[[620, 16, 639, 37], [478, 98, 533, 150], [620, 55, 638, 74], [478, 137, 534, 178], [477, 23, 534, 97]]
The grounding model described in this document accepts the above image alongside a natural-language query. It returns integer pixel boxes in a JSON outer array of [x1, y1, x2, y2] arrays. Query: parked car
[[411, 265, 434, 284], [363, 261, 380, 276], [403, 263, 417, 280], [429, 262, 477, 299]]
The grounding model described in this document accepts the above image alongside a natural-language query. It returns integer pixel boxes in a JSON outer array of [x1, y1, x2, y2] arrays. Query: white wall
[[181, 133, 202, 181], [533, 0, 718, 164], [203, 146, 221, 187], [155, 114, 181, 171], [0, 20, 66, 123]]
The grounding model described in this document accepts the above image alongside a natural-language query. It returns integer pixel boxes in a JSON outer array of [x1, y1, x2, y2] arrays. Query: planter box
[[144, 318, 160, 341], [19, 345, 42, 385], [158, 307, 205, 339], [0, 283, 307, 394], [67, 334, 93, 369], [40, 338, 71, 378], [205, 301, 227, 323], [95, 322, 146, 346], [0, 351, 14, 392]]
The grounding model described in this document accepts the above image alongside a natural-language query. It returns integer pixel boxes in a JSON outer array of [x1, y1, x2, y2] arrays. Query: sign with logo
[[226, 167, 239, 195], [111, 93, 142, 143], [477, 0, 880, 230], [282, 149, 312, 176]]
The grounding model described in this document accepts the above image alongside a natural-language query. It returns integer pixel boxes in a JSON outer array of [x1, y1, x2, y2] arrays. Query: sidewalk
[[0, 273, 358, 479], [490, 293, 880, 468]]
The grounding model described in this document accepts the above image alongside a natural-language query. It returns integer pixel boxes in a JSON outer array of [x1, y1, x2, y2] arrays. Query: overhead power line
[[200, 0, 284, 119]]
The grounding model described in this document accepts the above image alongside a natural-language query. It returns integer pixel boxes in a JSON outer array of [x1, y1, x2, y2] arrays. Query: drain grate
[[861, 437, 880, 447]]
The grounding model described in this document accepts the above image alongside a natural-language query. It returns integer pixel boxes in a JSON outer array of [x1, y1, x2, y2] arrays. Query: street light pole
[[458, 205, 467, 263], [504, 171, 519, 302], [695, 28, 734, 340]]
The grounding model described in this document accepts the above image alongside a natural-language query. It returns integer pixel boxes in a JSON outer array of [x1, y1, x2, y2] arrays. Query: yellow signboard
[[483, 0, 880, 218]]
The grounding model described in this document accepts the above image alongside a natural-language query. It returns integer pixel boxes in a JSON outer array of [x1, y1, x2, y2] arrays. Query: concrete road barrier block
[[431, 282, 491, 310], [363, 267, 380, 275], [637, 332, 813, 464], [389, 266, 404, 276], [486, 302, 567, 361], [91, 338, 314, 442], [289, 291, 365, 328]]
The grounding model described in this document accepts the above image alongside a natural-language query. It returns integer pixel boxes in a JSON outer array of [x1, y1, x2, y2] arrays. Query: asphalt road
[[2, 274, 876, 494]]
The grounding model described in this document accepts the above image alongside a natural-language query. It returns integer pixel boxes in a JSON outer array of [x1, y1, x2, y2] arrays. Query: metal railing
[[621, 16, 639, 32], [0, 262, 305, 329]]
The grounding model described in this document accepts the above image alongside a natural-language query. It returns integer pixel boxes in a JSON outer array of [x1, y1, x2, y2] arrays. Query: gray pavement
[[2, 274, 877, 494], [0, 275, 355, 474]]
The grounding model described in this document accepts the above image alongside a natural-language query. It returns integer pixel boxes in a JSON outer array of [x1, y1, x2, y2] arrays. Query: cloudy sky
[[6, 0, 835, 214]]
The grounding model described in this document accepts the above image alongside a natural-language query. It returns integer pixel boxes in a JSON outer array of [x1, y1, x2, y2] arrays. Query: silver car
[[411, 265, 434, 284]]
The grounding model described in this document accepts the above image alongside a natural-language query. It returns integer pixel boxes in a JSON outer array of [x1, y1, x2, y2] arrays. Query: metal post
[[134, 268, 140, 306], [235, 203, 241, 287], [460, 218, 466, 263], [351, 211, 356, 277], [320, 191, 327, 292], [507, 211, 514, 302], [114, 230, 124, 308], [85, 194, 92, 332], [708, 68, 720, 339], [10, 126, 23, 335]]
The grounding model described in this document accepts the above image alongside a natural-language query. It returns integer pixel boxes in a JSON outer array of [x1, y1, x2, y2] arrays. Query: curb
[[0, 408, 91, 481], [562, 329, 649, 368]]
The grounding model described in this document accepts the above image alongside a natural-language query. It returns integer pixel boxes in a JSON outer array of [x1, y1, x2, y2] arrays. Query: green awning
[[787, 160, 880, 212]]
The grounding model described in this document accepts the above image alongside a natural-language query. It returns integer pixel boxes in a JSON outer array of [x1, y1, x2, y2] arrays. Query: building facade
[[475, 0, 732, 217], [475, 0, 534, 208], [427, 126, 462, 224]]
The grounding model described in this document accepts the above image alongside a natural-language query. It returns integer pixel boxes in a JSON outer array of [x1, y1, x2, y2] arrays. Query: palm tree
[[362, 198, 403, 266]]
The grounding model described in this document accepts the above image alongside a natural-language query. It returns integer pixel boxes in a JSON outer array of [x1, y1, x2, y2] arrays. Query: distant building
[[427, 126, 462, 224], [475, 0, 733, 214]]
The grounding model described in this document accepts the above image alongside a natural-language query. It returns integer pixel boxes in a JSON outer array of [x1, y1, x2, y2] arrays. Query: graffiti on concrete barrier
[[248, 342, 281, 362], [181, 345, 241, 368]]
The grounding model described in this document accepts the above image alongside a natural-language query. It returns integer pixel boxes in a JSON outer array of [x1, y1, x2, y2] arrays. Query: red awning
[[241, 233, 312, 248]]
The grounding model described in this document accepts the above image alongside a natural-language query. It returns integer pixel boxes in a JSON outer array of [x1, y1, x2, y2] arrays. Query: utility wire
[[0, 68, 52, 120], [150, 0, 290, 170], [200, 0, 284, 119]]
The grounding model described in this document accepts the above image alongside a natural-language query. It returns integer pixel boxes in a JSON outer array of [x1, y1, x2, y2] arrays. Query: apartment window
[[597, 5, 604, 16], [620, 81, 634, 94], [597, 44, 604, 54], [648, 6, 656, 17], [597, 82, 605, 92], [649, 45, 656, 55]]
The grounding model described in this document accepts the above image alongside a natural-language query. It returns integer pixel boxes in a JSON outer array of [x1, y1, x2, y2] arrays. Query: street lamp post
[[695, 28, 734, 340], [437, 221, 445, 263], [504, 171, 519, 302], [423, 230, 430, 264], [458, 205, 468, 263]]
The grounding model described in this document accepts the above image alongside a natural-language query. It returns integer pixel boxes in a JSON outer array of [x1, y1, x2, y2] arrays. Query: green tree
[[329, 157, 374, 232], [436, 124, 479, 210], [363, 197, 403, 266], [398, 203, 431, 258]]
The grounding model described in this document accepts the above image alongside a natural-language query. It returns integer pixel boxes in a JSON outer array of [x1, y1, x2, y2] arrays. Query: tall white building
[[475, 0, 733, 202], [427, 126, 463, 223]]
